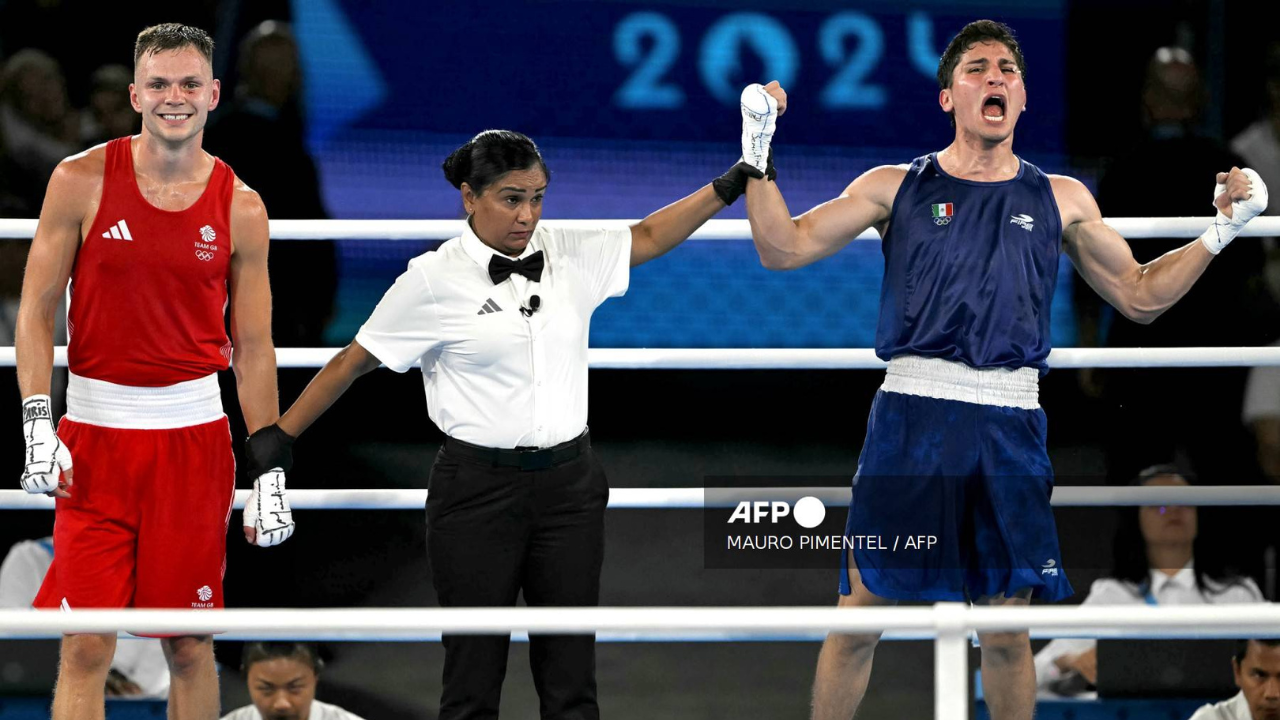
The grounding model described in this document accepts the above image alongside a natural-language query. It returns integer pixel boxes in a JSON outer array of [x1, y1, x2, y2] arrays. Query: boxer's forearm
[[15, 310, 56, 399], [233, 342, 280, 434], [745, 177, 804, 267], [277, 340, 381, 437], [1125, 240, 1215, 322]]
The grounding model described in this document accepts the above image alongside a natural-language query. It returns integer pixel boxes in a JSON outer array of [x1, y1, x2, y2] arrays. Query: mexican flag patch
[[931, 202, 954, 225]]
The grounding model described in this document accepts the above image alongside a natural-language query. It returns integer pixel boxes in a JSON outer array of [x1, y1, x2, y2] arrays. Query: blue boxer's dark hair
[[936, 19, 1026, 91], [241, 642, 324, 674], [442, 130, 550, 195]]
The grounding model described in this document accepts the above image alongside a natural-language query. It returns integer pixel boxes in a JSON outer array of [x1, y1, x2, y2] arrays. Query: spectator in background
[[0, 48, 78, 214], [0, 538, 52, 608], [0, 65, 67, 414], [1231, 43, 1280, 223], [0, 111, 28, 215], [1232, 43, 1280, 484], [221, 643, 365, 720], [0, 538, 170, 698], [1188, 639, 1280, 720], [1076, 47, 1279, 491], [0, 113, 34, 335], [1034, 466, 1262, 696], [1243, 346, 1280, 482], [205, 20, 336, 350], [79, 64, 137, 147]]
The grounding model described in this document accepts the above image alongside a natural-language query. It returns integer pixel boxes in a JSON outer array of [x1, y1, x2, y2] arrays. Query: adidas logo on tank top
[[101, 219, 133, 240]]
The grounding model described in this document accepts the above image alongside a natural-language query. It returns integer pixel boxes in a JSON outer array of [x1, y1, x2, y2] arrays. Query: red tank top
[[69, 137, 235, 386]]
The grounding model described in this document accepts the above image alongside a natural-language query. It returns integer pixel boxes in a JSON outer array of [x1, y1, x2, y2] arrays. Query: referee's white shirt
[[355, 222, 631, 449]]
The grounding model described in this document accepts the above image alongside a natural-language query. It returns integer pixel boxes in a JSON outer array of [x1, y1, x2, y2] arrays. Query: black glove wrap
[[245, 423, 295, 479], [712, 150, 777, 206]]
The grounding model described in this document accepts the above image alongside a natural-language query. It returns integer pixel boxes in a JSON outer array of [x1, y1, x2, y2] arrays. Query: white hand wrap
[[243, 470, 295, 547], [20, 395, 72, 494], [1200, 167, 1268, 255], [740, 84, 778, 175]]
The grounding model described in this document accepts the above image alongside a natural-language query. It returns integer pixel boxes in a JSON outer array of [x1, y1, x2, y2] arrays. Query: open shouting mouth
[[982, 94, 1007, 123]]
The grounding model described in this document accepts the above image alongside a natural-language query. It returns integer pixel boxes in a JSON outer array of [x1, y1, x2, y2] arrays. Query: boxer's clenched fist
[[20, 395, 72, 497], [740, 82, 787, 175], [1202, 167, 1268, 255]]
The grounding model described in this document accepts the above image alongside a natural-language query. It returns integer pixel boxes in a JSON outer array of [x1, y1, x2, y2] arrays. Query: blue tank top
[[875, 153, 1062, 370]]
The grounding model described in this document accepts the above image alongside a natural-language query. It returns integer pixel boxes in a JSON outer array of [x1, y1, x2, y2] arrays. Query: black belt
[[443, 430, 590, 471]]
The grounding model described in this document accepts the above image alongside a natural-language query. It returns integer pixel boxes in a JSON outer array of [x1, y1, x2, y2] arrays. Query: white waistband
[[66, 372, 224, 429], [880, 356, 1040, 410]]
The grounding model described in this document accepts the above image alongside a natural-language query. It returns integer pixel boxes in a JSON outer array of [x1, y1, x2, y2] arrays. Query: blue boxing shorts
[[840, 356, 1073, 602]]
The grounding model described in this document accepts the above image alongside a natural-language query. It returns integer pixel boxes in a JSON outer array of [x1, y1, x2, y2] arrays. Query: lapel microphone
[[520, 295, 541, 318]]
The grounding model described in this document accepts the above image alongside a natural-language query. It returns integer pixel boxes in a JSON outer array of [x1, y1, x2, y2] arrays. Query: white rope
[[3, 216, 1280, 240], [3, 485, 1278, 510], [1, 603, 1276, 640], [5, 346, 1280, 369], [8, 604, 1270, 718], [590, 347, 1280, 369], [1047, 485, 1280, 506]]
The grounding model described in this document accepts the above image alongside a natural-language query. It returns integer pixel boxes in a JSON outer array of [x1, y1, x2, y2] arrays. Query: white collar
[[1149, 561, 1195, 594], [459, 219, 541, 269]]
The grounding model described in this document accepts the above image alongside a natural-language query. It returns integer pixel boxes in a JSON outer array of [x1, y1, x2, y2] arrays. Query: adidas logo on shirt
[[102, 220, 133, 240], [477, 298, 503, 315]]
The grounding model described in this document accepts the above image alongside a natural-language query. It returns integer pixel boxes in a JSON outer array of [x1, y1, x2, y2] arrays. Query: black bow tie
[[488, 251, 544, 285]]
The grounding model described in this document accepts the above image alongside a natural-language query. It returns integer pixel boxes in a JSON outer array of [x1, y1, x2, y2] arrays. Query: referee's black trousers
[[426, 440, 608, 720]]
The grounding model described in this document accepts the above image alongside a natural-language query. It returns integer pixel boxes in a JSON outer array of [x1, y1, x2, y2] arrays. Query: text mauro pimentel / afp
[[725, 535, 939, 551]]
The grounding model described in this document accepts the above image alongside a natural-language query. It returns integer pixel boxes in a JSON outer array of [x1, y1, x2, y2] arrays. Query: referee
[[245, 129, 774, 719]]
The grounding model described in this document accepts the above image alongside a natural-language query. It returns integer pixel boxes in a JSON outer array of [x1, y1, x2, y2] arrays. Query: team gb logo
[[195, 225, 217, 261]]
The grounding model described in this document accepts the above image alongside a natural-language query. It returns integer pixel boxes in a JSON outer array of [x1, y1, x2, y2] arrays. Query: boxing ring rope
[[3, 216, 1280, 240], [3, 485, 1280, 510], [4, 217, 1279, 719], [4, 346, 1280, 369], [4, 604, 1280, 720]]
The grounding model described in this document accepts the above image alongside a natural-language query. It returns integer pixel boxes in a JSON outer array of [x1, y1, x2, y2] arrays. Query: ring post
[[934, 602, 969, 720]]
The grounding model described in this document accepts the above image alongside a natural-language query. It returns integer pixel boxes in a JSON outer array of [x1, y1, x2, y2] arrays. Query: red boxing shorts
[[34, 374, 235, 612]]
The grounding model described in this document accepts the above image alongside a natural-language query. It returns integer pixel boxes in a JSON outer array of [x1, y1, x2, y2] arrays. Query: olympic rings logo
[[195, 250, 215, 262]]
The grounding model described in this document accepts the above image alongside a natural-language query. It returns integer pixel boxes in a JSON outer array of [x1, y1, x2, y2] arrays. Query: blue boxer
[[837, 152, 1074, 602]]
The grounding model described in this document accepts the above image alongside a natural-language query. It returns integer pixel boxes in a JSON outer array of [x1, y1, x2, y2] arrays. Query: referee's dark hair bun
[[442, 130, 550, 195], [442, 142, 474, 190]]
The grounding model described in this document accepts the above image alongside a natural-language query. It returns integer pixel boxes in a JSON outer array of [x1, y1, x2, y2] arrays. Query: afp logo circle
[[727, 496, 826, 529]]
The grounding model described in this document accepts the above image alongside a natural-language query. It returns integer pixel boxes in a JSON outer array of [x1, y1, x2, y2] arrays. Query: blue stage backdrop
[[288, 0, 1076, 349]]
